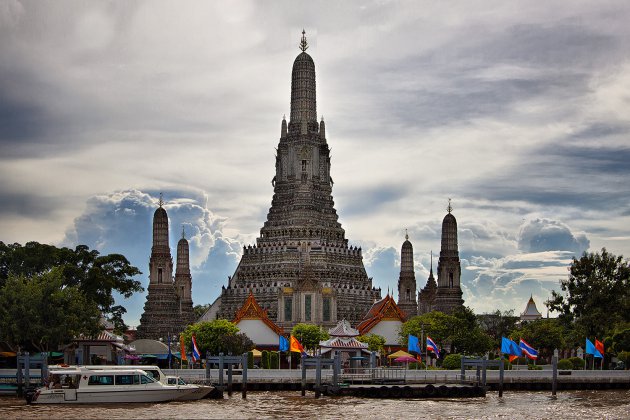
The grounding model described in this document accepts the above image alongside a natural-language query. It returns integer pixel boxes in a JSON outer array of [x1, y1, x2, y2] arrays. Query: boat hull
[[31, 387, 196, 404]]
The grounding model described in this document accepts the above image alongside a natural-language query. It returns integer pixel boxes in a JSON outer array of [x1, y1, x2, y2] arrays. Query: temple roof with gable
[[328, 319, 359, 337], [319, 336, 369, 351], [233, 291, 284, 336], [356, 294, 408, 335]]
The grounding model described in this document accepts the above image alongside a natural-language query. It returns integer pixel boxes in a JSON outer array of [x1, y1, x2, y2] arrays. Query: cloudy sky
[[2, 1, 629, 327]]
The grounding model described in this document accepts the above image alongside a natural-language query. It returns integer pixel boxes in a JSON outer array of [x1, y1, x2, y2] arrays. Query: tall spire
[[447, 198, 452, 214], [289, 30, 317, 129], [299, 29, 308, 52], [181, 225, 185, 239], [159, 192, 164, 207]]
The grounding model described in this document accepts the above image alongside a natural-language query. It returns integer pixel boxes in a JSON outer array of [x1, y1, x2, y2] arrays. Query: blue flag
[[279, 335, 289, 352], [408, 334, 420, 354], [501, 337, 521, 356], [585, 338, 603, 358]]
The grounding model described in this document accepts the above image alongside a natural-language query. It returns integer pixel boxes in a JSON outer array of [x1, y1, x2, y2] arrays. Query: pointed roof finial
[[447, 198, 452, 213], [405, 229, 409, 241], [283, 114, 286, 120], [430, 250, 433, 272], [299, 29, 308, 52], [182, 225, 186, 239], [158, 192, 164, 208]]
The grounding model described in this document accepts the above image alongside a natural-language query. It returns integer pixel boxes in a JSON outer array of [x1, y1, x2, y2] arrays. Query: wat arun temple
[[138, 32, 464, 338]]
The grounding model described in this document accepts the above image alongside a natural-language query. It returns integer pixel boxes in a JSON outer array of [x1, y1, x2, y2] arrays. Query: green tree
[[546, 248, 630, 338], [357, 334, 386, 354], [0, 269, 101, 352], [270, 351, 279, 369], [291, 323, 329, 353], [401, 312, 457, 344], [181, 319, 241, 356], [402, 309, 493, 356], [509, 318, 566, 360], [0, 241, 142, 325], [261, 350, 270, 369], [478, 309, 519, 345], [193, 304, 211, 320], [611, 327, 630, 353], [451, 307, 494, 355]]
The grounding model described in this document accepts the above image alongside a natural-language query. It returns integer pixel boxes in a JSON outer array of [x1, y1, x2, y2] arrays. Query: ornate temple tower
[[137, 197, 194, 339], [418, 251, 437, 314], [217, 31, 381, 328], [175, 228, 195, 325], [434, 200, 464, 313], [397, 232, 417, 318]]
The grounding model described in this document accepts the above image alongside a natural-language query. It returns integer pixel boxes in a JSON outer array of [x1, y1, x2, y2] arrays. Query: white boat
[[27, 366, 199, 404], [47, 364, 215, 401]]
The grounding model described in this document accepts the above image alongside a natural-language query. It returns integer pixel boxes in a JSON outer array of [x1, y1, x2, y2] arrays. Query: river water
[[1, 390, 629, 419]]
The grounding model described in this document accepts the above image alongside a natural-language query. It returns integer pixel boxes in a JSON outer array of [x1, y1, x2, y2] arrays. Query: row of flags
[[174, 333, 604, 363], [501, 337, 605, 361], [501, 337, 539, 362], [585, 338, 605, 359], [407, 334, 441, 359], [279, 335, 307, 355]]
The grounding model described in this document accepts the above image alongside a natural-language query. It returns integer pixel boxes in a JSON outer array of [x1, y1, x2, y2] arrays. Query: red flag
[[508, 355, 519, 363], [179, 334, 187, 361], [289, 335, 306, 355], [416, 354, 422, 363], [595, 339, 605, 356]]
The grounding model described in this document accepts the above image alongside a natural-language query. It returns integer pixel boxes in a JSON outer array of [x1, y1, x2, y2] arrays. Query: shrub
[[270, 352, 279, 369], [617, 351, 630, 368], [442, 354, 461, 370], [528, 364, 543, 370], [261, 350, 270, 369], [247, 351, 254, 369], [569, 357, 585, 370], [557, 358, 573, 370], [510, 356, 528, 365], [487, 359, 509, 370], [409, 362, 426, 370]]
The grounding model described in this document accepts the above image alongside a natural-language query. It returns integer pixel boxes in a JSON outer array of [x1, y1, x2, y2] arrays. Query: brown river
[[2, 390, 629, 419]]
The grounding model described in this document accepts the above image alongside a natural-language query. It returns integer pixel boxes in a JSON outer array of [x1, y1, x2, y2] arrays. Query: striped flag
[[519, 338, 538, 360], [426, 336, 440, 358], [191, 334, 201, 362]]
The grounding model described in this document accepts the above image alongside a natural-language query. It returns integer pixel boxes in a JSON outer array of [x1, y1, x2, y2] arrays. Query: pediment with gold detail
[[233, 291, 284, 336], [357, 294, 407, 335]]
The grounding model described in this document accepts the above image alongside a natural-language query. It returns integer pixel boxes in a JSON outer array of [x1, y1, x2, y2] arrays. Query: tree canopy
[[181, 319, 254, 356], [0, 241, 143, 335], [357, 333, 386, 354], [401, 308, 493, 356], [546, 248, 630, 338], [0, 269, 101, 352], [291, 323, 329, 353]]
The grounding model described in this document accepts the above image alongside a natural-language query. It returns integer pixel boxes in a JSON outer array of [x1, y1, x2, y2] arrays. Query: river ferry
[[47, 364, 214, 401], [27, 366, 199, 404]]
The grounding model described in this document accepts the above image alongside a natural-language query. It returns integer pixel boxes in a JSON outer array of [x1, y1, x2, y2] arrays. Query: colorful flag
[[501, 337, 521, 356], [179, 334, 187, 361], [508, 355, 519, 363], [426, 336, 440, 358], [595, 339, 605, 356], [279, 335, 289, 352], [416, 354, 422, 363], [519, 338, 538, 360], [408, 334, 421, 354], [192, 334, 201, 362], [586, 338, 603, 358], [289, 335, 307, 355]]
